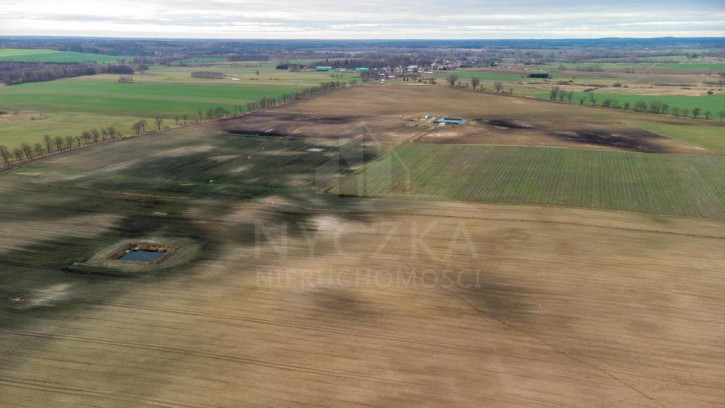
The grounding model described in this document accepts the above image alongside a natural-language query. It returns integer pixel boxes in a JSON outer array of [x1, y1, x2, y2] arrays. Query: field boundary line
[[364, 208, 725, 239]]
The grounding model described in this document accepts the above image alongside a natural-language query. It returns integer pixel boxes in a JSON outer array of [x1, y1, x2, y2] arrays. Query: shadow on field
[[60, 133, 381, 200], [550, 128, 668, 153], [459, 281, 532, 322], [308, 286, 388, 321]]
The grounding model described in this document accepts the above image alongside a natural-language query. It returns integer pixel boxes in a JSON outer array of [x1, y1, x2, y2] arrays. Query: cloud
[[0, 0, 723, 38]]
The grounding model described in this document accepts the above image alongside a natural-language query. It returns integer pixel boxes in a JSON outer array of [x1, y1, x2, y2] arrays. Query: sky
[[0, 0, 723, 39]]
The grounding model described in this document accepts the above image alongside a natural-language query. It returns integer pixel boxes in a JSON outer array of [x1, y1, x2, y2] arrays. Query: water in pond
[[120, 250, 166, 262]]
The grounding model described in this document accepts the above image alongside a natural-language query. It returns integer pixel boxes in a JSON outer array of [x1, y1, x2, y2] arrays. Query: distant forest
[[2, 36, 724, 54], [0, 63, 135, 85]]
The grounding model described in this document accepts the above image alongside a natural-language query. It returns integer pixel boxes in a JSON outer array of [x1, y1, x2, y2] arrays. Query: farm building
[[434, 117, 467, 125], [316, 66, 333, 71]]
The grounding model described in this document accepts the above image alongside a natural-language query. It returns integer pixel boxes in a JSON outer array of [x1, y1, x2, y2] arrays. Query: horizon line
[[2, 35, 724, 42]]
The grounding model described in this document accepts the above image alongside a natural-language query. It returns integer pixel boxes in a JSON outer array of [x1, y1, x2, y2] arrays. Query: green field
[[171, 57, 229, 65], [544, 61, 725, 71], [433, 71, 524, 83], [652, 62, 725, 70], [533, 91, 725, 116], [0, 77, 305, 116], [0, 48, 126, 63], [637, 122, 725, 155], [334, 144, 725, 218], [0, 64, 359, 150]]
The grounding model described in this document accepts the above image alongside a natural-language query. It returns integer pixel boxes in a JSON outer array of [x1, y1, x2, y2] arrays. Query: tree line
[[548, 86, 722, 120], [444, 75, 513, 95], [191, 71, 226, 79], [246, 81, 352, 112], [0, 63, 136, 85], [0, 126, 121, 165]]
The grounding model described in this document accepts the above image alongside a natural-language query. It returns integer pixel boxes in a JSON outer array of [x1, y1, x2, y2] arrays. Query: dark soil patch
[[480, 119, 533, 129], [220, 112, 364, 139], [551, 129, 667, 153], [225, 128, 290, 137], [304, 115, 360, 124]]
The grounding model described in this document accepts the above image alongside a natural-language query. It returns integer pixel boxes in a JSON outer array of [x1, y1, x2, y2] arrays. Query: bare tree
[[549, 86, 560, 100], [90, 128, 100, 142], [704, 111, 711, 120], [182, 114, 189, 124], [589, 93, 598, 106], [55, 136, 63, 151], [0, 145, 10, 164], [14, 148, 24, 161], [692, 107, 701, 119], [719, 110, 725, 121], [133, 120, 148, 135], [44, 134, 53, 153], [446, 75, 459, 87], [21, 143, 32, 159], [34, 143, 43, 156], [470, 77, 480, 90], [494, 82, 503, 93], [155, 117, 163, 131]]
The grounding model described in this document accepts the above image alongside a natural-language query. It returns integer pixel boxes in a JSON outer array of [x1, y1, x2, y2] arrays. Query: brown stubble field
[[1, 84, 724, 407], [203, 85, 721, 155], [1, 196, 724, 407], [276, 85, 723, 152]]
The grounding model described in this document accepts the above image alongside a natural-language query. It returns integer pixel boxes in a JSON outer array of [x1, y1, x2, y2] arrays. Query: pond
[[120, 250, 167, 262]]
